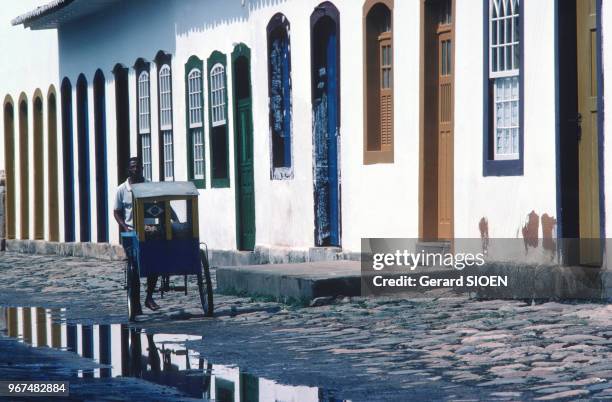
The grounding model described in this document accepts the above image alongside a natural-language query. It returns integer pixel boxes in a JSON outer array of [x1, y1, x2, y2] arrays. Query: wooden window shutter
[[379, 32, 392, 152]]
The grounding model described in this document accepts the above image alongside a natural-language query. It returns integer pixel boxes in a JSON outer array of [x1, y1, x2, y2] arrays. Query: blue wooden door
[[313, 26, 340, 246]]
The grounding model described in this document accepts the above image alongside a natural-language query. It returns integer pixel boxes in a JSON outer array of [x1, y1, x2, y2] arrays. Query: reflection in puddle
[[0, 306, 346, 401]]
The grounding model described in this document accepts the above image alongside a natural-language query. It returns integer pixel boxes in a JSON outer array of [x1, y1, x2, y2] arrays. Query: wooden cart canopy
[[131, 181, 199, 199]]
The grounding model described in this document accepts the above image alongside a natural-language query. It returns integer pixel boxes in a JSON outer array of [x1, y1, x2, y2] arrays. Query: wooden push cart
[[121, 181, 213, 321]]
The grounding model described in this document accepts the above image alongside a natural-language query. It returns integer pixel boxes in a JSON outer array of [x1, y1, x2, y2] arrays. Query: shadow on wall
[[175, 0, 288, 35], [58, 0, 289, 80]]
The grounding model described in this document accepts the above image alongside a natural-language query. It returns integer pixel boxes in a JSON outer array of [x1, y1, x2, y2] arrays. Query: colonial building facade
[[1, 0, 611, 266]]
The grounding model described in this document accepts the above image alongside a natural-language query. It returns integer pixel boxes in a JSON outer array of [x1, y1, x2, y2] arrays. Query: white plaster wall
[[454, 0, 557, 239], [0, 1, 60, 241], [338, 0, 422, 251], [1, 0, 602, 255], [105, 76, 120, 244], [71, 83, 81, 242]]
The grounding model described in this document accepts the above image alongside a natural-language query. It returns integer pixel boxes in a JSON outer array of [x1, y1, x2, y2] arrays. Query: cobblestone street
[[1, 251, 612, 401]]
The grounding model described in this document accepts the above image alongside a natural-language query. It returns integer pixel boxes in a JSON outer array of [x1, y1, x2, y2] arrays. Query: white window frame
[[142, 133, 152, 181], [210, 63, 226, 127], [188, 68, 203, 128], [192, 128, 205, 180], [162, 129, 174, 180], [138, 70, 152, 181], [489, 0, 520, 79], [489, 0, 520, 161], [138, 71, 150, 134], [159, 64, 173, 130], [493, 76, 520, 160]]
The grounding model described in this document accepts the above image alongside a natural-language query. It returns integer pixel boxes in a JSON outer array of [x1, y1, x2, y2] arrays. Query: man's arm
[[113, 190, 131, 232], [114, 209, 132, 232]]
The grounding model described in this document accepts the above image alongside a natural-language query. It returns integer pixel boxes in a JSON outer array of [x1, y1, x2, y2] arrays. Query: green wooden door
[[235, 98, 255, 250]]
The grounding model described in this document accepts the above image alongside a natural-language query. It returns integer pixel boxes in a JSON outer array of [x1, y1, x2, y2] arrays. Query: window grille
[[188, 68, 203, 127], [192, 128, 205, 180], [138, 71, 150, 133], [142, 133, 152, 181], [159, 64, 172, 130], [162, 130, 174, 180], [210, 64, 226, 126], [490, 0, 520, 160]]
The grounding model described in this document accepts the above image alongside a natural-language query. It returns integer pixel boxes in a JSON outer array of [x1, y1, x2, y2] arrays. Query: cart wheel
[[198, 249, 214, 317], [126, 257, 139, 322]]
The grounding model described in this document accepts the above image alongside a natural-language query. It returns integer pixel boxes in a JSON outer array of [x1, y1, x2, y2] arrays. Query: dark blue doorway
[[311, 3, 341, 247], [94, 70, 108, 242], [61, 78, 75, 242], [76, 74, 91, 242], [113, 65, 131, 185]]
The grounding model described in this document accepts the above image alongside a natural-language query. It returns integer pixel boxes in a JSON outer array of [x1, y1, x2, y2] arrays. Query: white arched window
[[159, 64, 172, 129], [210, 63, 226, 126], [158, 63, 174, 180], [188, 68, 204, 180], [138, 71, 150, 133], [188, 69, 203, 126], [137, 70, 152, 181]]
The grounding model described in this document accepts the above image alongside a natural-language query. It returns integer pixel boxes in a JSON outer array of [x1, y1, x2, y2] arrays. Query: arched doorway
[[61, 78, 75, 242], [311, 2, 341, 247], [232, 43, 256, 251], [3, 96, 15, 239], [112, 64, 130, 184], [47, 87, 59, 242], [267, 14, 294, 178], [76, 74, 91, 242], [94, 70, 108, 242], [33, 92, 44, 240], [18, 94, 29, 239]]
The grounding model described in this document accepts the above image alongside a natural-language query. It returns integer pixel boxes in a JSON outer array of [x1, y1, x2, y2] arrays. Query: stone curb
[[4, 239, 361, 266], [6, 239, 126, 261]]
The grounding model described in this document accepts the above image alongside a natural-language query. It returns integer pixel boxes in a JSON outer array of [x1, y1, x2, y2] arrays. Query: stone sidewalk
[[0, 251, 612, 401]]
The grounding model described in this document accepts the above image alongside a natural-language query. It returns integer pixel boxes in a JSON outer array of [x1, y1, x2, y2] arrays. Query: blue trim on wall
[[482, 0, 524, 177], [61, 78, 75, 242], [554, 0, 562, 238], [76, 74, 91, 242], [94, 70, 108, 243], [596, 0, 606, 241]]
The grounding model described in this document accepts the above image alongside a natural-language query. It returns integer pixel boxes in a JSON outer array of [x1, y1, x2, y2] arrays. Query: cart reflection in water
[[0, 306, 348, 401]]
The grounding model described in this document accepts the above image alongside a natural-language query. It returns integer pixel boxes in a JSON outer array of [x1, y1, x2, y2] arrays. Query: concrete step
[[216, 260, 361, 303]]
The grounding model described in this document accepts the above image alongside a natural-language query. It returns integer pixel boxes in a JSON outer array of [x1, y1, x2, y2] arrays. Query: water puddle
[[0, 306, 347, 401]]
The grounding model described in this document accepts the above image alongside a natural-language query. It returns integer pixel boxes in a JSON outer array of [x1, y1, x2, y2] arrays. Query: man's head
[[127, 157, 144, 183]]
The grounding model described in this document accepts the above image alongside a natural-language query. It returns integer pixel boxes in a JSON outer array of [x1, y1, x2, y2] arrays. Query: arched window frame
[[185, 55, 206, 188], [267, 13, 294, 179], [135, 58, 152, 181], [210, 63, 227, 127], [155, 51, 174, 181], [207, 51, 230, 188], [363, 0, 394, 165]]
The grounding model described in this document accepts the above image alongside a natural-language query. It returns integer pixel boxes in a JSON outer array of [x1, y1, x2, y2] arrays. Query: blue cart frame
[[122, 182, 213, 321]]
